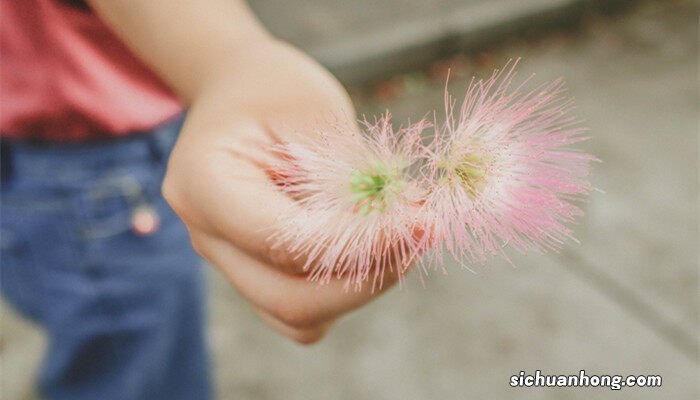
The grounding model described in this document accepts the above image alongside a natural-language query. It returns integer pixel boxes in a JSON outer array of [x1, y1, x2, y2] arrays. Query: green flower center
[[438, 147, 489, 197], [454, 154, 488, 196], [350, 165, 400, 215]]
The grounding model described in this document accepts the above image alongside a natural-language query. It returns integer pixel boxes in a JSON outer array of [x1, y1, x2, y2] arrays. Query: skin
[[87, 0, 413, 344]]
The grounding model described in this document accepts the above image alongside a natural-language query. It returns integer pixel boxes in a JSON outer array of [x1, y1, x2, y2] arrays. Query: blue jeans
[[0, 115, 212, 400]]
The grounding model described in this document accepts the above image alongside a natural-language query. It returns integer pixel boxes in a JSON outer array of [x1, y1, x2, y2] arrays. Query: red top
[[0, 0, 183, 142]]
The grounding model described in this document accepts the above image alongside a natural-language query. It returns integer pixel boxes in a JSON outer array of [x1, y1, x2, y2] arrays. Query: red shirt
[[0, 0, 183, 141]]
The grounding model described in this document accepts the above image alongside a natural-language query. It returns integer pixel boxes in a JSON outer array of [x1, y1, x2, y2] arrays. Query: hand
[[162, 41, 411, 344], [87, 0, 417, 344]]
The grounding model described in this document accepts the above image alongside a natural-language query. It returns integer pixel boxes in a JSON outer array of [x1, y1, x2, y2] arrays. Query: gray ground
[[249, 0, 635, 84], [1, 1, 698, 400]]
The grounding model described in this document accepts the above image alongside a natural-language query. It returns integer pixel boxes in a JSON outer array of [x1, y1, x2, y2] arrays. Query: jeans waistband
[[1, 113, 185, 182]]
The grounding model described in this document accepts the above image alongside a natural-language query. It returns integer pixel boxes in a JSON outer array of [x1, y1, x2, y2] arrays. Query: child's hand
[[88, 0, 414, 344], [162, 41, 408, 344]]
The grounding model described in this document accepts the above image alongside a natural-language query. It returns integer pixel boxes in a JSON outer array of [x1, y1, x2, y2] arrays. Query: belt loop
[[146, 131, 166, 164], [147, 111, 186, 164], [1, 140, 13, 182]]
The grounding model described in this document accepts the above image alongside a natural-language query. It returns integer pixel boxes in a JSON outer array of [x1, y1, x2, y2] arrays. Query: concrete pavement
[[250, 0, 639, 84]]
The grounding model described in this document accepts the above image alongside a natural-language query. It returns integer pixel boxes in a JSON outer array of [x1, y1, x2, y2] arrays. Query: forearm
[[88, 0, 352, 137], [87, 0, 273, 102]]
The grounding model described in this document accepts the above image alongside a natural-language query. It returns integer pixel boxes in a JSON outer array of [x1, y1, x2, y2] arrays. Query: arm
[[87, 0, 401, 344]]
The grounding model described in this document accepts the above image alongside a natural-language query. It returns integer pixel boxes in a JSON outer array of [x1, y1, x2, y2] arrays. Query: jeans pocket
[[81, 162, 164, 239], [80, 160, 198, 276]]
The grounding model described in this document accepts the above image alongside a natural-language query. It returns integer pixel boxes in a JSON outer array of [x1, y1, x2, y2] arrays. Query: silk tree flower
[[267, 116, 429, 291], [420, 60, 595, 268]]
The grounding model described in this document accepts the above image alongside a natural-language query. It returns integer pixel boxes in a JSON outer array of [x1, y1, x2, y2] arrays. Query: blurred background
[[2, 0, 698, 399]]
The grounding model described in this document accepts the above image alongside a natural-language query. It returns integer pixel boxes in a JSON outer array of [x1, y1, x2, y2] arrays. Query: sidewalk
[[251, 0, 638, 84]]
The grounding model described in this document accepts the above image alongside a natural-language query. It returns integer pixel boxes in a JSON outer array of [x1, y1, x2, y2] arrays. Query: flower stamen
[[350, 165, 401, 215], [454, 153, 488, 196]]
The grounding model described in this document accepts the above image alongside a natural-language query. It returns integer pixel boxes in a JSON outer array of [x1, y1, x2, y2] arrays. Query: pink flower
[[264, 60, 595, 287], [421, 60, 595, 268], [268, 115, 429, 291]]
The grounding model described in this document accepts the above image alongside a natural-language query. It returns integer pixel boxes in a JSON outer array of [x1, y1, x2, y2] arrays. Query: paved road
[[250, 0, 635, 84], [1, 1, 697, 400]]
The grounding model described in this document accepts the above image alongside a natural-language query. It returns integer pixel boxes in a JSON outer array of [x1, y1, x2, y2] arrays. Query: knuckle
[[161, 173, 185, 213], [190, 238, 204, 257], [290, 328, 327, 345], [268, 245, 306, 275], [273, 301, 321, 329], [188, 233, 209, 258]]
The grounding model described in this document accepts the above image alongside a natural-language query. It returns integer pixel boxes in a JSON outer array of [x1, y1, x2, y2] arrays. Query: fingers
[[254, 307, 333, 345], [165, 119, 425, 279], [164, 121, 305, 269], [194, 231, 404, 329]]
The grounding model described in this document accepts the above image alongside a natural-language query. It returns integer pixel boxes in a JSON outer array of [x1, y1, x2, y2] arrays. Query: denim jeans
[[1, 115, 212, 400]]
